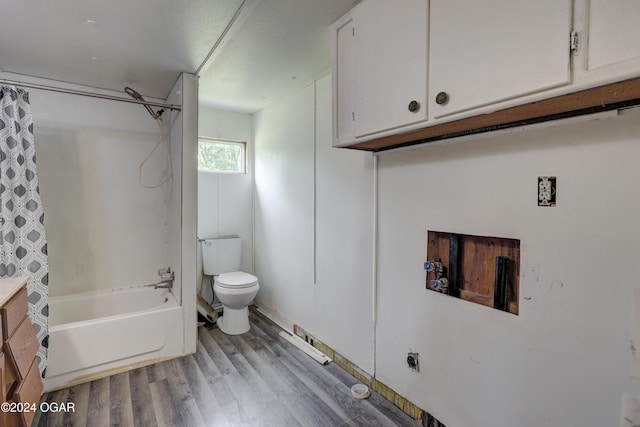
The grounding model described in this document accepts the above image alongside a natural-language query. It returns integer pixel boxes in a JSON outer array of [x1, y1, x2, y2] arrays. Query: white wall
[[253, 75, 375, 373], [2, 73, 171, 297], [252, 70, 640, 426], [376, 109, 640, 427], [167, 73, 199, 353], [254, 83, 316, 329], [197, 106, 254, 302], [314, 76, 375, 374], [166, 75, 184, 304]]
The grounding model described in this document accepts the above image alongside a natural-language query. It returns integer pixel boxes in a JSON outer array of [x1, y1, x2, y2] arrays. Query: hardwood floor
[[34, 310, 417, 426]]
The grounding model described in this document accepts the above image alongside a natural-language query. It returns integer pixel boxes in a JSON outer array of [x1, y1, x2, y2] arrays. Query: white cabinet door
[[429, 0, 572, 118], [332, 12, 356, 146], [353, 0, 428, 138], [585, 0, 640, 79]]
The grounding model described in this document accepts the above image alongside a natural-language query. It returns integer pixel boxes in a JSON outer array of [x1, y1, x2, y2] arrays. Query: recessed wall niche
[[425, 231, 520, 315]]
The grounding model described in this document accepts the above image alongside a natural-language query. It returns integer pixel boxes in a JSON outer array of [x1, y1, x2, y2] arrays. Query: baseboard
[[253, 299, 295, 333]]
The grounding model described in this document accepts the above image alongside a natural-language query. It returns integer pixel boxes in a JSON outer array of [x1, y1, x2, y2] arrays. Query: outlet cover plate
[[538, 176, 556, 207], [407, 352, 419, 372]]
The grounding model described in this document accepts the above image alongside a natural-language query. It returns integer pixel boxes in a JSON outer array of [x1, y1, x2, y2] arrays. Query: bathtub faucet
[[154, 281, 173, 289], [154, 267, 174, 289]]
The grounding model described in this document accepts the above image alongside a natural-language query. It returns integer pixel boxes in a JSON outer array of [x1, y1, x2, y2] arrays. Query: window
[[198, 137, 246, 173]]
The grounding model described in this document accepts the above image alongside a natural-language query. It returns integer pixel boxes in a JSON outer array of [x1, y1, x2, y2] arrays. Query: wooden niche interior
[[426, 231, 520, 315]]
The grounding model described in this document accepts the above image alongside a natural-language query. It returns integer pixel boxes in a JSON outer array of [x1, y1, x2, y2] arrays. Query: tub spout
[[154, 267, 174, 289], [154, 281, 173, 289]]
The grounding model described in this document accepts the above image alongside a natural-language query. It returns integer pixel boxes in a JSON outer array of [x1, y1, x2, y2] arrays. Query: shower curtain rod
[[0, 78, 182, 111]]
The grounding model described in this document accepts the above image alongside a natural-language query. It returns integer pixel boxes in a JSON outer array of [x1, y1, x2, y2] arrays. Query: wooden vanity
[[0, 277, 43, 427]]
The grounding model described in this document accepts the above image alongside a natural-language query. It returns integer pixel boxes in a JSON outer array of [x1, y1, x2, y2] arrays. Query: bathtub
[[44, 286, 183, 391]]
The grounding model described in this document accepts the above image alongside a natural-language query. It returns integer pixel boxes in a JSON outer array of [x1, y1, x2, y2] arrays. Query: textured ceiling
[[198, 0, 360, 113], [0, 0, 358, 112]]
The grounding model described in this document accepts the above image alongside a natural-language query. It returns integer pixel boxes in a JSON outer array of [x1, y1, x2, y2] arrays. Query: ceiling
[[0, 0, 358, 114]]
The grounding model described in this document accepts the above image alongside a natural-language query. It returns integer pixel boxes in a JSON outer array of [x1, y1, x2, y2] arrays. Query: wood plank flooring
[[34, 310, 417, 426]]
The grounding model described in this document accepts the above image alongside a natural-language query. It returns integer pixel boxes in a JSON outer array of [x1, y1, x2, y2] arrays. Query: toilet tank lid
[[216, 272, 258, 287]]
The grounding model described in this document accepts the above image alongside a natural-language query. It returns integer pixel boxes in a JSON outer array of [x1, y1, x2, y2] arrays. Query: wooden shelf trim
[[348, 77, 640, 152]]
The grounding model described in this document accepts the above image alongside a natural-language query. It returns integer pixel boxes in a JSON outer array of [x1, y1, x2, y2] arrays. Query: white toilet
[[201, 236, 259, 335]]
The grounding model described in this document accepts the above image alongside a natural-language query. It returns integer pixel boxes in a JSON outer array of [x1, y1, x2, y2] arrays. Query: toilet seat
[[215, 272, 258, 289]]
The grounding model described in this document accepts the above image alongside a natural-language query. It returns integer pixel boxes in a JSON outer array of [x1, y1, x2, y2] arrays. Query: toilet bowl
[[201, 236, 259, 335], [214, 271, 259, 335]]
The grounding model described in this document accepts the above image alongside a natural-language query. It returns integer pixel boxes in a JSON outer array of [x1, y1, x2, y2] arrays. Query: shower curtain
[[0, 86, 48, 376]]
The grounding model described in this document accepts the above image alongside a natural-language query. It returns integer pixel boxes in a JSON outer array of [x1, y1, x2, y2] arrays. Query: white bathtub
[[44, 286, 183, 391]]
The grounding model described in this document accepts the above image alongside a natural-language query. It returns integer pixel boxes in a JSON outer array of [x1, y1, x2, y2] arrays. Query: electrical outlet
[[538, 176, 556, 207], [407, 352, 419, 372]]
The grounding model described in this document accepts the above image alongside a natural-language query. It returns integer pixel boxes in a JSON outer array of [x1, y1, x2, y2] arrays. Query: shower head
[[124, 86, 164, 120], [124, 86, 145, 102]]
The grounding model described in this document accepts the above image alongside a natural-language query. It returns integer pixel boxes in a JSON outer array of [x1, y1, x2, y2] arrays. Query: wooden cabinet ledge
[[346, 77, 640, 152]]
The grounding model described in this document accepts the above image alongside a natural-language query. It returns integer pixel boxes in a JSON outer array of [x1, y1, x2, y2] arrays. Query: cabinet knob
[[408, 100, 420, 113], [435, 92, 449, 105]]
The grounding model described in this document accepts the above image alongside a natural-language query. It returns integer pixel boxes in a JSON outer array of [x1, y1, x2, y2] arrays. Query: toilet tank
[[201, 237, 242, 276]]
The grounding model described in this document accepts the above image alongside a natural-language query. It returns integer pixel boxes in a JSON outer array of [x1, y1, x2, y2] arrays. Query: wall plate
[[407, 352, 419, 372], [538, 176, 556, 207]]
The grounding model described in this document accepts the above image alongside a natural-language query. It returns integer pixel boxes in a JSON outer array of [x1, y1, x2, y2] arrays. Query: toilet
[[201, 236, 259, 335]]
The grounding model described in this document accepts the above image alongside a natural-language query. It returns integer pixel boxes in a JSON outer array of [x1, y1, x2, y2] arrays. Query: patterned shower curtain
[[0, 86, 48, 376]]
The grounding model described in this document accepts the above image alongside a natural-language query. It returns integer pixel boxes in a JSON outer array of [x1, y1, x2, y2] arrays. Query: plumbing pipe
[[493, 256, 509, 311]]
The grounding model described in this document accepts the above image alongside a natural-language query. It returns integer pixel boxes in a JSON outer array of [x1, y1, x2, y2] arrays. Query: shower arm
[[124, 87, 164, 120]]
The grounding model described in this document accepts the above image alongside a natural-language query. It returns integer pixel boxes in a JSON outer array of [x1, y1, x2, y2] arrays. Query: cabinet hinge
[[352, 27, 355, 37], [352, 111, 355, 121], [570, 31, 579, 54]]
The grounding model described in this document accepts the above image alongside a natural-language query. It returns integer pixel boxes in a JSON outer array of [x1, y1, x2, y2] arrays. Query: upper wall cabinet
[[580, 0, 640, 84], [333, 10, 356, 146], [332, 0, 428, 146], [332, 0, 640, 151], [429, 0, 572, 118], [352, 0, 428, 138]]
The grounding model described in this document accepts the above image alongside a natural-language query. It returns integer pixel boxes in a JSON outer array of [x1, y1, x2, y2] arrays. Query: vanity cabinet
[[428, 0, 572, 118], [0, 278, 43, 427], [332, 0, 640, 151], [332, 0, 428, 145]]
